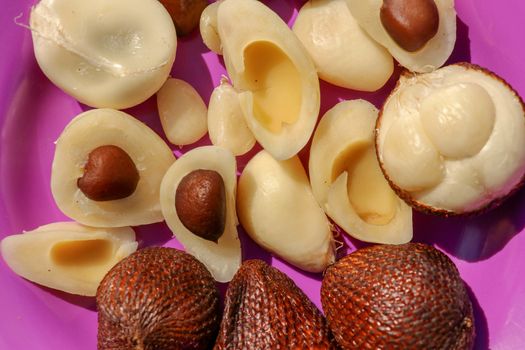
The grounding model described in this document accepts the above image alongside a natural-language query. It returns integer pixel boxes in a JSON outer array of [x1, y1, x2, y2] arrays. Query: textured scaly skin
[[214, 259, 338, 350], [97, 247, 220, 350], [322, 243, 475, 350]]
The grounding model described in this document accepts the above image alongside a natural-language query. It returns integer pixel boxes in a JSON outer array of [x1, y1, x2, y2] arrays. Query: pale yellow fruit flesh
[[30, 0, 176, 109], [217, 0, 320, 160], [420, 83, 496, 158], [200, 1, 222, 54], [382, 116, 445, 191], [336, 146, 397, 225], [309, 100, 412, 244], [237, 150, 335, 273], [157, 78, 208, 146], [292, 0, 393, 91], [346, 0, 456, 73], [377, 64, 525, 212], [1, 222, 137, 296], [51, 109, 175, 227], [160, 146, 241, 282], [207, 79, 256, 156], [244, 41, 301, 133]]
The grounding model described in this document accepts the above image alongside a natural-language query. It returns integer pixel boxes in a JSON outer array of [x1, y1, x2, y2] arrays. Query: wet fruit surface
[[160, 146, 241, 282], [215, 259, 336, 349], [376, 63, 525, 215], [51, 108, 176, 227], [1, 222, 137, 296], [321, 243, 474, 350], [97, 247, 220, 350], [347, 0, 456, 72]]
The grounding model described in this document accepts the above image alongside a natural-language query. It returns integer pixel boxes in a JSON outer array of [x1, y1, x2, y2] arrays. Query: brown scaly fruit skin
[[97, 247, 220, 350], [214, 259, 338, 350], [375, 62, 525, 217], [321, 243, 475, 350]]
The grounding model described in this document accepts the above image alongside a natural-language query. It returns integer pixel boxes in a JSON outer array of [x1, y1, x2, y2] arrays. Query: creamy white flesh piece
[[207, 78, 256, 156], [157, 78, 208, 146], [30, 0, 176, 109], [293, 0, 393, 91], [309, 100, 412, 244], [1, 222, 137, 296], [237, 150, 335, 272], [216, 0, 320, 160], [377, 64, 525, 213], [347, 0, 456, 73], [51, 109, 175, 227], [160, 146, 241, 283]]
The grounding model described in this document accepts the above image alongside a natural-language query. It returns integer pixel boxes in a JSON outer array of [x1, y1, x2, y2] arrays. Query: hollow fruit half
[[215, 0, 320, 160], [376, 63, 525, 215], [51, 109, 175, 227], [309, 100, 412, 244], [1, 222, 137, 296], [160, 146, 241, 282]]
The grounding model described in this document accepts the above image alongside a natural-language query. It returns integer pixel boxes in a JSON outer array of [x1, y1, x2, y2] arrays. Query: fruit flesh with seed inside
[[175, 169, 226, 243], [309, 100, 412, 244], [214, 260, 337, 350], [321, 243, 475, 349], [97, 247, 220, 350], [1, 222, 137, 296], [51, 109, 175, 227], [160, 146, 241, 282], [347, 0, 456, 72], [216, 0, 320, 160]]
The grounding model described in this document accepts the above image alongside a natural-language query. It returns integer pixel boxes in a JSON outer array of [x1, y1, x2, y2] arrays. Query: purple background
[[1, 0, 525, 349]]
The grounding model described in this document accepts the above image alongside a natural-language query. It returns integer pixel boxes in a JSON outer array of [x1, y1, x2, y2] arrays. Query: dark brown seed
[[77, 145, 139, 202], [214, 259, 338, 350], [97, 247, 221, 350], [159, 0, 208, 36], [380, 0, 440, 52], [175, 169, 226, 243], [321, 243, 475, 350]]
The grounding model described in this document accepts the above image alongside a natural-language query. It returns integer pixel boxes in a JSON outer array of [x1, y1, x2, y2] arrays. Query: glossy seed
[[77, 145, 139, 201], [380, 0, 440, 52]]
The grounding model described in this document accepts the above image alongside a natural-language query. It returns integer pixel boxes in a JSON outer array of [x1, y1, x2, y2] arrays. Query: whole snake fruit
[[321, 243, 475, 350], [214, 259, 337, 349], [97, 247, 220, 350]]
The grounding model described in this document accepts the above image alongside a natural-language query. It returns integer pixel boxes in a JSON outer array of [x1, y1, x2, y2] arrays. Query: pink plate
[[1, 1, 525, 349]]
